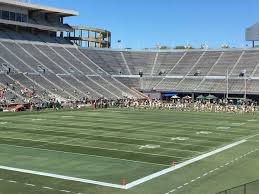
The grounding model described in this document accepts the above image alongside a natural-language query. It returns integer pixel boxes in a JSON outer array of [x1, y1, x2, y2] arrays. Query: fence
[[216, 180, 259, 194]]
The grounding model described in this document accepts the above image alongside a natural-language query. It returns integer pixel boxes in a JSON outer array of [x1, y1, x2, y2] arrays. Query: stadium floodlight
[[226, 68, 229, 99], [244, 75, 251, 100], [238, 69, 249, 99]]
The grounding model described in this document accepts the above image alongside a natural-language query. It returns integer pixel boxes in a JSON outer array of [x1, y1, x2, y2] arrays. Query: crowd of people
[[0, 83, 258, 113], [77, 98, 258, 113]]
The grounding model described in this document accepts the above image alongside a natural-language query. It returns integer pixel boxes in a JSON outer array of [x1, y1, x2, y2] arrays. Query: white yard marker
[[216, 126, 230, 130], [171, 137, 189, 141], [139, 144, 160, 149], [61, 116, 75, 118], [42, 186, 53, 190], [247, 119, 257, 122], [31, 119, 45, 121], [196, 131, 212, 135], [25, 183, 35, 187], [231, 123, 245, 126], [0, 122, 8, 125], [7, 180, 17, 183]]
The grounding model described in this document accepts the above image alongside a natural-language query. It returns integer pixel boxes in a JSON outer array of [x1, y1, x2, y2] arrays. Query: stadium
[[0, 0, 259, 194]]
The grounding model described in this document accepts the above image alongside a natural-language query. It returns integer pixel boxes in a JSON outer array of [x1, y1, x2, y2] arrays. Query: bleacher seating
[[1, 28, 259, 101], [153, 52, 185, 76]]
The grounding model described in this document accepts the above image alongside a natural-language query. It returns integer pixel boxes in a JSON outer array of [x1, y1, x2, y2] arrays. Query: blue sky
[[31, 0, 259, 49]]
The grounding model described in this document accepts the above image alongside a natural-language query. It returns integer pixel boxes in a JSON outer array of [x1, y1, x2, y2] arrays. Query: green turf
[[0, 109, 259, 194]]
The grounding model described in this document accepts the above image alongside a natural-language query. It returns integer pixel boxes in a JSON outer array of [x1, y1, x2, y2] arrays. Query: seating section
[[123, 51, 156, 75], [208, 51, 242, 76], [1, 28, 259, 101], [235, 50, 259, 77], [26, 73, 73, 100], [0, 29, 72, 44], [153, 52, 185, 76], [175, 78, 203, 92], [83, 50, 129, 75], [168, 52, 203, 76], [0, 73, 26, 103], [188, 51, 222, 76], [115, 77, 141, 89], [198, 79, 226, 93]]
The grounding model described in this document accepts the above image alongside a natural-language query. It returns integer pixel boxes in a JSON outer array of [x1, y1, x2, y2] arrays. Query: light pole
[[244, 76, 251, 100], [226, 68, 229, 99], [244, 75, 247, 99]]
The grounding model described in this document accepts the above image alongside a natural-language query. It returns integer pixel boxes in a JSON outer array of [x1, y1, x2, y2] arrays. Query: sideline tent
[[196, 95, 205, 100], [171, 95, 180, 99], [205, 94, 217, 100], [182, 96, 192, 100]]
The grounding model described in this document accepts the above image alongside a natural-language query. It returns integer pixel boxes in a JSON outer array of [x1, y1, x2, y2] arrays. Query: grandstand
[[0, 1, 259, 103]]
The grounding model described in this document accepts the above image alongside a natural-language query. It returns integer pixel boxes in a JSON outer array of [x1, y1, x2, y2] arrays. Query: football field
[[0, 108, 259, 194]]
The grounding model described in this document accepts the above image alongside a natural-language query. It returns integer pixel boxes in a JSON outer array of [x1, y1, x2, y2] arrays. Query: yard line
[[48, 118, 244, 138], [164, 148, 259, 194], [0, 137, 248, 190], [8, 132, 197, 159], [20, 114, 254, 135], [0, 177, 83, 193], [7, 180, 17, 183], [125, 139, 246, 189], [22, 112, 248, 127], [41, 122, 238, 143], [42, 186, 53, 190], [0, 136, 187, 160], [60, 190, 71, 193], [3, 124, 213, 149], [1, 126, 202, 154], [63, 136, 202, 154], [11, 115, 242, 138], [0, 143, 169, 167], [25, 183, 36, 187]]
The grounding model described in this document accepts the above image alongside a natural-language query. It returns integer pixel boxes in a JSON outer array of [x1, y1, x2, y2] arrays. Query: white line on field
[[0, 143, 169, 167], [7, 123, 212, 149], [164, 148, 259, 194], [0, 135, 189, 160], [7, 180, 17, 183], [0, 178, 82, 193], [0, 165, 126, 189], [60, 190, 71, 193], [25, 183, 35, 187], [42, 186, 53, 190], [125, 139, 246, 189], [0, 138, 248, 190], [0, 134, 257, 190]]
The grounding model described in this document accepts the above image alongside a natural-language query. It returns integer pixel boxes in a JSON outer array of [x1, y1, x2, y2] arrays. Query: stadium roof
[[0, 0, 79, 16]]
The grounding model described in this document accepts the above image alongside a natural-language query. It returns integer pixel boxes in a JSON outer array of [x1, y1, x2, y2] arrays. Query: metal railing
[[216, 180, 259, 194]]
